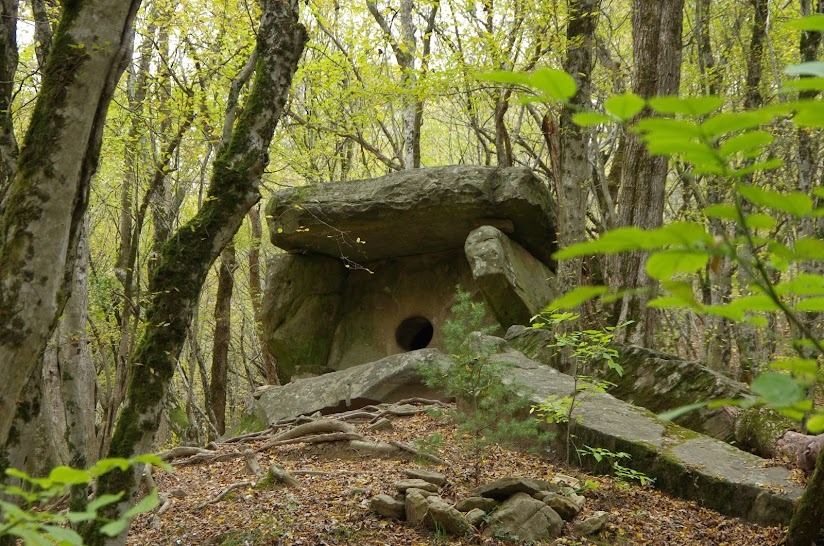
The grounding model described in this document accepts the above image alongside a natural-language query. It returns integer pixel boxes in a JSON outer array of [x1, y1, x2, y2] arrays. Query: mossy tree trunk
[[84, 2, 307, 543], [210, 242, 236, 436], [0, 0, 141, 447], [0, 0, 18, 198]]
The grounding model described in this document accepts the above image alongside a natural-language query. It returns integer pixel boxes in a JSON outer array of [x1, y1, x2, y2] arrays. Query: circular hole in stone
[[395, 316, 434, 351]]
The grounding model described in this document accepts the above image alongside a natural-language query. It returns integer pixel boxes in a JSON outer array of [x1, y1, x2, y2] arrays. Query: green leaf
[[40, 525, 84, 545], [703, 204, 738, 220], [729, 159, 784, 177], [86, 492, 125, 512], [604, 93, 645, 121], [718, 131, 774, 157], [648, 95, 723, 116], [89, 458, 131, 475], [704, 304, 745, 322], [646, 139, 716, 161], [744, 213, 777, 230], [794, 297, 824, 312], [99, 519, 129, 537], [634, 117, 702, 137], [794, 238, 824, 260], [775, 274, 824, 296], [65, 510, 98, 523], [784, 61, 824, 77], [701, 111, 772, 137], [133, 453, 172, 471], [807, 413, 824, 434], [751, 373, 805, 407], [785, 14, 824, 31], [48, 466, 92, 485], [737, 184, 813, 216], [124, 489, 160, 518], [662, 280, 700, 305], [795, 102, 824, 128], [646, 250, 708, 280], [572, 112, 611, 126], [781, 78, 824, 92], [770, 358, 818, 377], [546, 285, 608, 310], [647, 296, 695, 309], [657, 401, 708, 421], [476, 70, 530, 86], [727, 294, 780, 313], [528, 68, 577, 100]]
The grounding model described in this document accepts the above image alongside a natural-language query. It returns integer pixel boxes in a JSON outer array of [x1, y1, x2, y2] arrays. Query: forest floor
[[128, 406, 791, 546]]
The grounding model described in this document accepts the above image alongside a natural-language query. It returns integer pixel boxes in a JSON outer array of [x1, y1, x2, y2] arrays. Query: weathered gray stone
[[369, 494, 405, 519], [395, 479, 439, 493], [405, 468, 447, 487], [455, 496, 498, 513], [427, 498, 473, 536], [465, 225, 557, 328], [260, 254, 347, 382], [470, 477, 554, 501], [367, 418, 394, 431], [541, 492, 585, 521], [253, 350, 446, 425], [465, 508, 487, 528], [405, 490, 430, 526], [266, 166, 557, 266], [405, 487, 438, 499], [574, 511, 608, 535], [484, 492, 563, 542]]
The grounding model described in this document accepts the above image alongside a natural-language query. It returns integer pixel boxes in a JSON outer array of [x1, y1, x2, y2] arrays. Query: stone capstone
[[260, 253, 346, 382], [253, 350, 446, 425], [266, 165, 557, 266], [470, 477, 554, 501], [465, 225, 557, 328], [484, 492, 563, 542], [395, 479, 439, 494], [405, 468, 447, 487]]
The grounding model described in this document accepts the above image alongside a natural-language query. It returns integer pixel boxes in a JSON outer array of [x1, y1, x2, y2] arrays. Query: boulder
[[369, 494, 405, 519], [253, 350, 446, 425], [405, 490, 431, 526], [465, 508, 487, 528], [484, 492, 563, 542], [574, 511, 609, 535], [540, 492, 585, 521], [266, 166, 557, 266], [260, 254, 347, 382], [470, 477, 554, 501], [426, 498, 473, 536], [465, 225, 557, 328]]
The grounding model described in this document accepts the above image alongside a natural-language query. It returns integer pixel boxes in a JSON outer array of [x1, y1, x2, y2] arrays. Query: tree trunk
[[613, 0, 684, 346], [556, 0, 599, 298], [210, 242, 236, 436], [84, 2, 307, 542], [0, 0, 17, 201], [247, 206, 279, 384], [0, 0, 141, 448]]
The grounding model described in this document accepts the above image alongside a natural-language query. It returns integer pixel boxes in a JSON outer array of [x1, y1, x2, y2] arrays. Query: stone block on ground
[[574, 511, 609, 535], [369, 494, 405, 519], [470, 477, 554, 501], [484, 492, 563, 542], [456, 496, 499, 513], [405, 468, 447, 487]]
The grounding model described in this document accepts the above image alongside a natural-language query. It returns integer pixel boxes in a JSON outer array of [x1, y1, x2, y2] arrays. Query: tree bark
[[85, 2, 307, 542], [0, 0, 141, 448], [556, 0, 599, 298], [247, 206, 279, 384], [210, 242, 236, 436], [0, 0, 18, 201], [613, 0, 684, 346]]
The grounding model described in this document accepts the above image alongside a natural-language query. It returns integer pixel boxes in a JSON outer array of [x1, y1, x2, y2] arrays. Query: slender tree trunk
[[556, 0, 599, 298], [0, 0, 141, 448], [613, 0, 684, 346], [85, 3, 307, 542], [248, 206, 279, 384], [210, 242, 236, 436]]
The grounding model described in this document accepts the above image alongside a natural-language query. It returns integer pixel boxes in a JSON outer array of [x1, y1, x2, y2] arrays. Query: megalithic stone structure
[[262, 166, 558, 382]]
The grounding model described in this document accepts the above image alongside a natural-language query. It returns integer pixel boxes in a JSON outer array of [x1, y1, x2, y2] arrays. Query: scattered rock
[[465, 507, 487, 528], [168, 489, 187, 498], [405, 490, 431, 527], [405, 468, 447, 487], [484, 492, 563, 542], [427, 498, 473, 536], [405, 487, 438, 499], [368, 418, 394, 431], [574, 511, 609, 535], [456, 496, 498, 513], [550, 474, 581, 490], [541, 492, 585, 521], [395, 479, 439, 493], [369, 494, 406, 520], [470, 477, 553, 501]]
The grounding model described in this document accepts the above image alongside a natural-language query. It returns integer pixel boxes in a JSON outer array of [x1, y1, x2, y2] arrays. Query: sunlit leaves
[[572, 112, 612, 126], [751, 373, 805, 408], [648, 95, 723, 116], [553, 222, 712, 260], [646, 251, 708, 280], [718, 131, 773, 158], [604, 93, 645, 121], [738, 184, 814, 216], [477, 68, 577, 101], [785, 14, 824, 31], [545, 285, 608, 311]]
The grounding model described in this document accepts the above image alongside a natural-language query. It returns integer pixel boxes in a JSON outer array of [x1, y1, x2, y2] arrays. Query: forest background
[[0, 0, 821, 542]]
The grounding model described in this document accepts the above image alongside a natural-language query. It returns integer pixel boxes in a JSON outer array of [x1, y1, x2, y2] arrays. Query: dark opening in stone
[[396, 316, 434, 351]]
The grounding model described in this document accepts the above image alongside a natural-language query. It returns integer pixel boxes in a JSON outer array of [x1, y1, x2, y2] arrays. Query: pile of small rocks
[[368, 471, 608, 541]]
